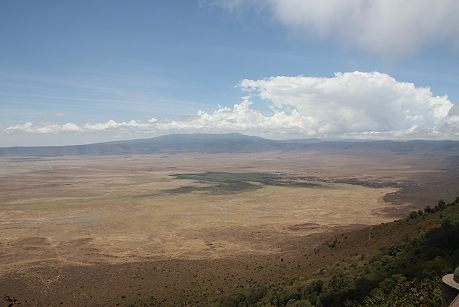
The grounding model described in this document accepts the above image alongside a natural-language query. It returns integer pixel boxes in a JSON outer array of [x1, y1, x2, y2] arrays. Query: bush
[[436, 199, 447, 211], [363, 277, 442, 306]]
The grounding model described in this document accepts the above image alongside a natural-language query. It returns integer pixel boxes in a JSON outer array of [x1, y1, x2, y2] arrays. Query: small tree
[[437, 199, 447, 211]]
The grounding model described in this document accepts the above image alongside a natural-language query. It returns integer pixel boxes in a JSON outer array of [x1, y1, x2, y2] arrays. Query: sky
[[1, 0, 459, 146]]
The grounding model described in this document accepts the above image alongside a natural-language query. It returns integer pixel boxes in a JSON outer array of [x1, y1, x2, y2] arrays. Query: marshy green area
[[166, 172, 321, 195]]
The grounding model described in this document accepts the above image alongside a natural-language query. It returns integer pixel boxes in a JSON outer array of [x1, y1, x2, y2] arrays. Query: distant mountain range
[[1, 133, 459, 156]]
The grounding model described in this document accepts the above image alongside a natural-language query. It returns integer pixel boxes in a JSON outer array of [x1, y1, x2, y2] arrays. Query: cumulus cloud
[[5, 122, 82, 134], [215, 0, 459, 57], [3, 71, 458, 141], [83, 120, 153, 131], [240, 71, 453, 136], [3, 99, 306, 137]]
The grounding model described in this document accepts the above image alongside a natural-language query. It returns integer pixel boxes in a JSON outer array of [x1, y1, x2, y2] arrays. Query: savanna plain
[[1, 150, 458, 305]]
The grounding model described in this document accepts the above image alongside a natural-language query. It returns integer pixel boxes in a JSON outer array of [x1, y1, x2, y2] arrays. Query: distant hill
[[1, 133, 459, 156]]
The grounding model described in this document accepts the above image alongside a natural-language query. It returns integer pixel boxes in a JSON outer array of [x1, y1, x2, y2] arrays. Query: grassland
[[0, 150, 458, 305]]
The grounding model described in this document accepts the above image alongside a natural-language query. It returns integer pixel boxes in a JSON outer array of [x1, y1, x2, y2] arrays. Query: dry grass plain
[[0, 150, 458, 305]]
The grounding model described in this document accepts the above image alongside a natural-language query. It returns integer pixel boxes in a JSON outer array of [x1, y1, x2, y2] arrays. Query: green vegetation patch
[[166, 172, 321, 195]]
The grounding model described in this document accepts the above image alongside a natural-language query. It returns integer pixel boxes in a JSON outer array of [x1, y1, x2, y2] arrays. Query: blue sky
[[1, 1, 459, 146]]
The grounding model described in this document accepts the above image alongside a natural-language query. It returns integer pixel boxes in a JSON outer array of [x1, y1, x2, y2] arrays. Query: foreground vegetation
[[215, 198, 459, 306]]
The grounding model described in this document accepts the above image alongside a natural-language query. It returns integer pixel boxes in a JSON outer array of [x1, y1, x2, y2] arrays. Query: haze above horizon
[[1, 1, 459, 146]]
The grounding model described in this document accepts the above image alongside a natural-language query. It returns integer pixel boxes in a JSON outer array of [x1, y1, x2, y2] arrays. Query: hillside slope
[[213, 198, 459, 306]]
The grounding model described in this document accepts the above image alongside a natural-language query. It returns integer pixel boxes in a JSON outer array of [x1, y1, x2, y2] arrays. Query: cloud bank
[[216, 0, 459, 57], [3, 72, 459, 143], [240, 71, 455, 138]]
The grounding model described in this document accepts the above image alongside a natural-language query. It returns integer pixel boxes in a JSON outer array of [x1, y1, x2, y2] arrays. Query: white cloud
[[152, 99, 308, 136], [3, 71, 458, 141], [240, 71, 453, 136], [5, 122, 34, 133], [215, 0, 459, 57], [6, 122, 83, 134], [83, 120, 153, 131]]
